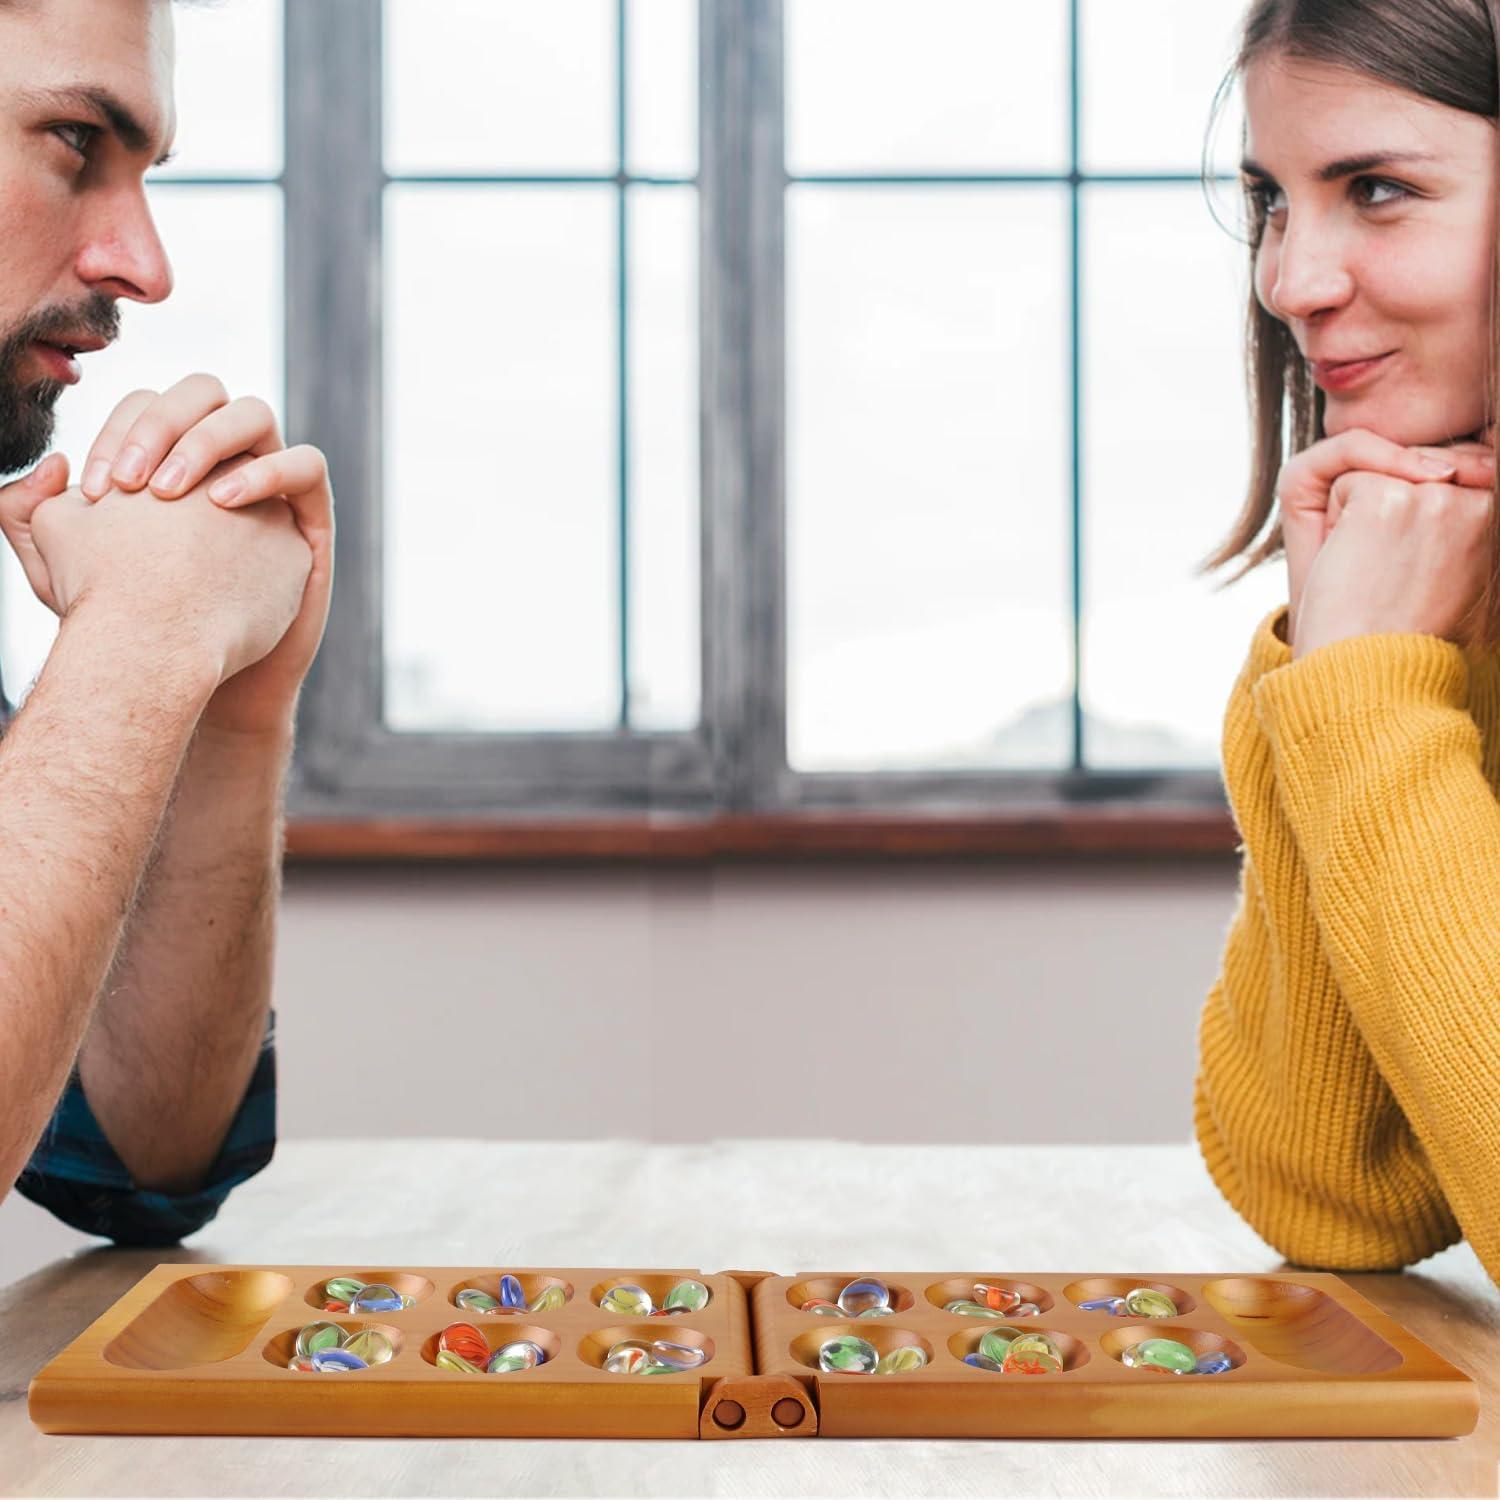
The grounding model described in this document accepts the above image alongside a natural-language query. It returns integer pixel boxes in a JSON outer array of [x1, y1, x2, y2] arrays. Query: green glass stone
[[808, 1304, 844, 1317], [818, 1336, 879, 1374], [435, 1349, 485, 1375], [486, 1354, 529, 1374], [1124, 1287, 1178, 1319], [527, 1284, 566, 1314], [294, 1321, 345, 1359], [978, 1330, 1014, 1364], [600, 1283, 654, 1317], [323, 1278, 365, 1304], [944, 1299, 1004, 1319], [341, 1329, 394, 1366], [663, 1279, 710, 1313], [1135, 1338, 1196, 1373], [856, 1306, 895, 1319], [456, 1289, 502, 1315], [876, 1345, 927, 1374]]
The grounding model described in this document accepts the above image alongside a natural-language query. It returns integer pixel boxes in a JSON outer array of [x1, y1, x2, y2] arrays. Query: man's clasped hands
[[1277, 423, 1498, 660], [0, 374, 331, 732]]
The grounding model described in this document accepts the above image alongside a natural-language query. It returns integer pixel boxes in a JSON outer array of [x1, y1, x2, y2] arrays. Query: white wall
[[0, 857, 1241, 1284]]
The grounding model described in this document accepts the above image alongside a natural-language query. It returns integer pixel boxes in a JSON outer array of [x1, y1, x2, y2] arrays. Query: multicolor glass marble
[[599, 1283, 655, 1317], [1126, 1338, 1200, 1374], [1124, 1287, 1179, 1319], [319, 1277, 417, 1314], [287, 1320, 392, 1372], [601, 1337, 708, 1375], [818, 1335, 879, 1373], [433, 1326, 549, 1375], [943, 1299, 1010, 1319], [835, 1278, 890, 1316]]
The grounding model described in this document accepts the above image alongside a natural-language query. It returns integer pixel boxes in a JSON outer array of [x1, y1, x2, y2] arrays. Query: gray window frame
[[285, 0, 1231, 821]]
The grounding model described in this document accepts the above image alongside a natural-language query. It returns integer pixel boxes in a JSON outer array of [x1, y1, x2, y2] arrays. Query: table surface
[[2, 1139, 1497, 1499]]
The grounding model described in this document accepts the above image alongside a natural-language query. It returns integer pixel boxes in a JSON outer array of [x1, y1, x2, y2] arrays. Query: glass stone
[[528, 1284, 566, 1314], [1135, 1338, 1197, 1373], [641, 1360, 681, 1374], [856, 1306, 895, 1319], [496, 1339, 546, 1369], [456, 1289, 502, 1315], [499, 1275, 526, 1310], [1007, 1332, 1063, 1364], [322, 1301, 349, 1313], [1194, 1352, 1234, 1376], [341, 1329, 394, 1366], [963, 1352, 1004, 1372], [486, 1353, 530, 1374], [944, 1299, 1004, 1319], [876, 1345, 927, 1374], [836, 1278, 891, 1317], [294, 1321, 345, 1359], [309, 1347, 368, 1372], [1124, 1287, 1179, 1319], [663, 1278, 710, 1313], [349, 1283, 405, 1315], [818, 1336, 879, 1374], [978, 1330, 1014, 1365], [1077, 1296, 1127, 1315], [324, 1277, 366, 1304], [438, 1322, 491, 1366], [973, 1282, 1022, 1314], [604, 1339, 653, 1375], [1010, 1302, 1042, 1317], [1002, 1349, 1062, 1374], [646, 1339, 707, 1371], [286, 1355, 318, 1371], [435, 1349, 485, 1375], [601, 1283, 655, 1317], [399, 1295, 416, 1310]]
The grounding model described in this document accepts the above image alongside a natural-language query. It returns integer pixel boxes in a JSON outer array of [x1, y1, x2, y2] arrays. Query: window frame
[[284, 0, 1238, 832]]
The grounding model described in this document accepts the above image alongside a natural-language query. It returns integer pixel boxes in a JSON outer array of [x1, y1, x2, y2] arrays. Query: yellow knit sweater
[[1194, 602, 1500, 1285]]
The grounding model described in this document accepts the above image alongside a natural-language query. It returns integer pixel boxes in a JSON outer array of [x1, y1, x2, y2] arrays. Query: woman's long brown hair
[[1197, 0, 1500, 651]]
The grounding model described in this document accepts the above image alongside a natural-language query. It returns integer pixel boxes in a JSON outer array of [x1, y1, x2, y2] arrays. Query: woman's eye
[[51, 122, 99, 158], [1352, 175, 1409, 208], [1245, 179, 1285, 218]]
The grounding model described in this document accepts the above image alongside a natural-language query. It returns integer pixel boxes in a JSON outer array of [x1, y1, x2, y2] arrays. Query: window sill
[[285, 806, 1239, 862]]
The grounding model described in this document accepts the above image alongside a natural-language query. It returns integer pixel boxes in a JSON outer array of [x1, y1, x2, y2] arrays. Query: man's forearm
[[0, 606, 215, 1200], [77, 719, 292, 1194]]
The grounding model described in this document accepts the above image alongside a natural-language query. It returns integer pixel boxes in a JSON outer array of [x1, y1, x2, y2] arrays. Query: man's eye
[[51, 122, 99, 157]]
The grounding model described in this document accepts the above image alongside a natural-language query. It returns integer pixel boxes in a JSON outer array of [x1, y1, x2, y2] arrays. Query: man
[[0, 0, 333, 1243]]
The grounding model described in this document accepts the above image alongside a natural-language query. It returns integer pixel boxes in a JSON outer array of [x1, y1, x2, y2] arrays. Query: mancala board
[[27, 1265, 1478, 1440]]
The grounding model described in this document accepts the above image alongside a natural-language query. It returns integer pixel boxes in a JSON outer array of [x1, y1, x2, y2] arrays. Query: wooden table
[[3, 1140, 1496, 1497]]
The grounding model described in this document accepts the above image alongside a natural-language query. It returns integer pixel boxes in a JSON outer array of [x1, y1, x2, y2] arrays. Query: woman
[[1194, 0, 1500, 1285]]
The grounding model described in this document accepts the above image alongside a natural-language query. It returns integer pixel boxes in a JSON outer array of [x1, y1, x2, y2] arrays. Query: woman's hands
[[1274, 427, 1496, 657]]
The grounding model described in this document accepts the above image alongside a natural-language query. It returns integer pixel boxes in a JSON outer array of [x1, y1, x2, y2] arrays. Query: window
[[2, 1, 1278, 831]]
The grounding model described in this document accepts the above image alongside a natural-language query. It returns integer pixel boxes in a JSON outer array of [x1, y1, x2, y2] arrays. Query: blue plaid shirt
[[15, 1013, 277, 1246], [3, 653, 277, 1246]]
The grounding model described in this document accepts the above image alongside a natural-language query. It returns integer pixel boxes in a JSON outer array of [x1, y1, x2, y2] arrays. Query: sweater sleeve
[[1193, 605, 1463, 1274], [1250, 627, 1500, 1282]]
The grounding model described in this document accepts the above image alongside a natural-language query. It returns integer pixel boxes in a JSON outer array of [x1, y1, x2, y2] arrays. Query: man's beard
[[0, 295, 119, 476]]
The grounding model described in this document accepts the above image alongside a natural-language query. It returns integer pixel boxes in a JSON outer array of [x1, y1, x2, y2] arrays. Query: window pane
[[1081, 0, 1246, 174], [786, 0, 1069, 174], [385, 0, 614, 174], [1081, 184, 1283, 770], [787, 187, 1072, 772], [156, 0, 282, 178], [627, 186, 699, 730], [1, 187, 283, 702], [383, 187, 618, 732], [628, 0, 697, 178]]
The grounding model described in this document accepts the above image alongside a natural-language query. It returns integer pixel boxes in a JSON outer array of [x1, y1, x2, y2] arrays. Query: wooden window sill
[[285, 807, 1239, 862]]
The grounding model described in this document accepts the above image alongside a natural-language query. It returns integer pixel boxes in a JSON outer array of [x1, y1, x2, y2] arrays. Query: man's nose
[[73, 187, 174, 306], [1266, 214, 1355, 324]]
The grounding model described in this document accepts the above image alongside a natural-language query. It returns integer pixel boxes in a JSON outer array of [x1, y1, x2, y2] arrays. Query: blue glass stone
[[963, 1352, 1004, 1372], [1194, 1352, 1234, 1375], [499, 1275, 526, 1310], [348, 1283, 404, 1314], [1077, 1296, 1126, 1313], [309, 1347, 368, 1372]]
